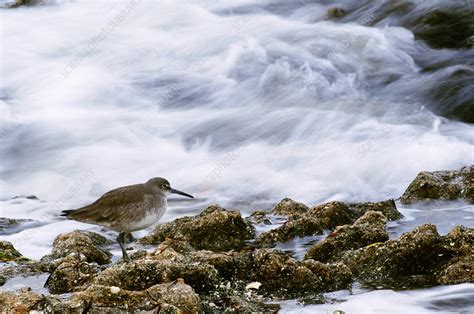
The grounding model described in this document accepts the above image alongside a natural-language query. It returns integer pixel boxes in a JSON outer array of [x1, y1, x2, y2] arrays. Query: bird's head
[[147, 177, 194, 198]]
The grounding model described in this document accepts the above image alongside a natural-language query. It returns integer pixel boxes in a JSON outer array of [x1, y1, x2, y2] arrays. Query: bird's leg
[[117, 232, 131, 262]]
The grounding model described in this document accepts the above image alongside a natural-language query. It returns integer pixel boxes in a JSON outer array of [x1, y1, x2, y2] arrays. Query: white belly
[[125, 206, 166, 232]]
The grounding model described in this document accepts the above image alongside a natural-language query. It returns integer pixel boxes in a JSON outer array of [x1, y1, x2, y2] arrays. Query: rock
[[307, 201, 355, 229], [400, 166, 474, 204], [256, 214, 324, 245], [4, 0, 42, 8], [327, 7, 347, 19], [305, 211, 388, 262], [63, 283, 201, 313], [0, 218, 21, 233], [44, 253, 101, 294], [11, 195, 39, 200], [0, 217, 41, 235], [410, 9, 474, 49], [0, 282, 201, 313], [349, 199, 401, 220], [272, 198, 309, 216], [247, 210, 272, 224], [191, 248, 352, 299], [140, 205, 256, 251], [436, 225, 474, 285], [257, 200, 399, 246], [41, 230, 112, 265], [0, 240, 24, 262], [0, 290, 50, 312], [437, 260, 473, 285], [92, 249, 220, 294], [341, 224, 474, 289]]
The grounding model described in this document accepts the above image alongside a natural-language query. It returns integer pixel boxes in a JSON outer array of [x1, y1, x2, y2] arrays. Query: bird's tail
[[61, 209, 75, 217]]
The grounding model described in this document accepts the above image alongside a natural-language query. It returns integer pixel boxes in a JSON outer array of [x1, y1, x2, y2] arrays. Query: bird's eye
[[162, 184, 169, 189]]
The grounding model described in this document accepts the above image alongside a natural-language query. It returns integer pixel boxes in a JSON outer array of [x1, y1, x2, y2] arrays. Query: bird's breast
[[124, 200, 167, 232]]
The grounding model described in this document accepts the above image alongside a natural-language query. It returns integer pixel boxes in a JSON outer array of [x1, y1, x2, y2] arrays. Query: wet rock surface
[[44, 253, 102, 294], [0, 282, 201, 313], [400, 166, 474, 204], [341, 224, 473, 289], [256, 199, 400, 245], [0, 217, 43, 236], [41, 230, 113, 265], [140, 204, 256, 251], [0, 240, 24, 262], [272, 198, 309, 216], [305, 211, 389, 263]]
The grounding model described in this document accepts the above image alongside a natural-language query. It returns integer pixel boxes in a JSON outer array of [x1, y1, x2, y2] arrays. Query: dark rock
[[0, 240, 24, 262], [400, 166, 474, 204], [0, 218, 21, 233], [256, 215, 323, 245], [44, 253, 101, 294], [191, 248, 352, 299], [340, 224, 474, 289], [327, 7, 347, 19], [272, 198, 309, 216], [4, 0, 42, 8], [305, 211, 388, 263], [41, 230, 112, 265], [11, 195, 39, 200], [248, 210, 272, 224], [436, 226, 474, 285], [140, 205, 256, 251], [0, 217, 42, 236], [256, 200, 399, 246], [410, 9, 474, 49], [349, 199, 401, 220], [308, 201, 355, 229]]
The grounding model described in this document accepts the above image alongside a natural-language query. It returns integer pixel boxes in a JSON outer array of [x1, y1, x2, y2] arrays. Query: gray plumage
[[62, 177, 193, 261]]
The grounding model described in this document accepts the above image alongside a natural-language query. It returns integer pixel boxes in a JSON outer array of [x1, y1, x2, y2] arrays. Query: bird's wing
[[65, 184, 152, 226]]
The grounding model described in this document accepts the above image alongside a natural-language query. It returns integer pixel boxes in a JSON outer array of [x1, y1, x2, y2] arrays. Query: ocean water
[[1, 0, 473, 312]]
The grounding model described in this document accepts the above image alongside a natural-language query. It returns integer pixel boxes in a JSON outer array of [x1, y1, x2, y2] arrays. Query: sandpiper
[[61, 177, 193, 262]]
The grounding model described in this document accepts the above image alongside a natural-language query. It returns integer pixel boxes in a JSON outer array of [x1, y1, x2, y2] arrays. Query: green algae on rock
[[0, 240, 24, 262]]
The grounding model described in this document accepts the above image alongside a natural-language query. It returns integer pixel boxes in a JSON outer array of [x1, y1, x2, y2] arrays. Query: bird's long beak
[[170, 188, 194, 198]]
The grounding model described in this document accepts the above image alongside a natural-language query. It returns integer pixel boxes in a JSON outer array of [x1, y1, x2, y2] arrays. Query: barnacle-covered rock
[[140, 205, 256, 251], [190, 248, 352, 299], [349, 199, 401, 220], [341, 224, 473, 289], [0, 282, 201, 313], [305, 211, 388, 262], [400, 166, 473, 204], [44, 253, 101, 294], [256, 200, 400, 245], [41, 230, 112, 265], [92, 247, 219, 294], [272, 198, 309, 216]]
